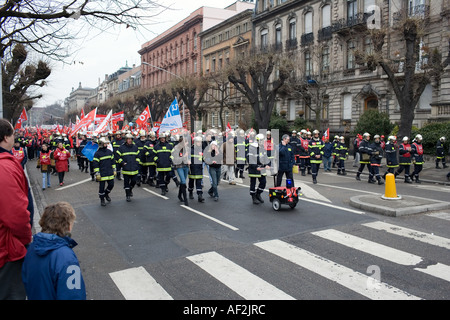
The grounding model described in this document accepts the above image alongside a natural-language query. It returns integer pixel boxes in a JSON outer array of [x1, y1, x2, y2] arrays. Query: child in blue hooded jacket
[[22, 202, 86, 300]]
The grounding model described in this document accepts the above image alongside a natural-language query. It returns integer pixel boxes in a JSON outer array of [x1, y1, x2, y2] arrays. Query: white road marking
[[312, 229, 423, 266], [363, 221, 450, 250], [143, 187, 169, 200], [181, 205, 239, 231], [187, 251, 295, 300], [109, 266, 173, 300], [56, 178, 92, 190], [255, 239, 421, 300]]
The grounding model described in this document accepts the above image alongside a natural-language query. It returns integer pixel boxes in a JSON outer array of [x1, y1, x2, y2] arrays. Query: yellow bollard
[[382, 173, 402, 200]]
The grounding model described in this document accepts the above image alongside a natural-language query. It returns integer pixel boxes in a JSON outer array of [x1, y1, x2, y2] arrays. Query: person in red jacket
[[0, 119, 32, 300], [53, 142, 70, 186]]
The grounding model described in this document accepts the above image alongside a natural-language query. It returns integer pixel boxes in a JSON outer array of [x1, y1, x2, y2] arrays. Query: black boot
[[378, 179, 384, 185], [313, 177, 317, 184], [356, 173, 361, 181], [147, 177, 154, 186], [415, 176, 421, 183], [405, 176, 412, 184], [189, 189, 194, 199], [198, 194, 205, 203], [105, 191, 111, 202], [117, 172, 122, 180], [252, 194, 260, 204], [181, 184, 188, 206], [178, 185, 183, 202], [256, 192, 264, 203], [100, 197, 106, 206], [126, 189, 131, 202], [301, 170, 306, 176]]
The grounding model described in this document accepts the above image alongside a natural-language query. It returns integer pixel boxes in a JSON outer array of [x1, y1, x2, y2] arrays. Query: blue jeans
[[323, 156, 332, 171], [42, 172, 51, 188], [208, 166, 221, 198], [176, 166, 189, 185]]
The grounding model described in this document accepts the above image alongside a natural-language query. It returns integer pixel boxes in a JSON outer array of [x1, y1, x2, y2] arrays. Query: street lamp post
[[141, 61, 185, 123]]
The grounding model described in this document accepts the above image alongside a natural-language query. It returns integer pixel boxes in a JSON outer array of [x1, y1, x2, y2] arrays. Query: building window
[[275, 23, 282, 50], [347, 0, 358, 21], [322, 4, 331, 28], [304, 11, 313, 35], [305, 50, 312, 76], [288, 100, 296, 121], [322, 46, 330, 72], [343, 93, 353, 120], [347, 40, 356, 69], [289, 18, 296, 40], [261, 28, 268, 51]]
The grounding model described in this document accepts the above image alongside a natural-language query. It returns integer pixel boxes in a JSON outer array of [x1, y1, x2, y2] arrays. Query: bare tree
[[171, 75, 208, 132], [227, 50, 292, 130], [2, 44, 51, 122], [0, 0, 170, 61], [354, 8, 450, 139], [281, 44, 341, 131], [205, 68, 234, 131]]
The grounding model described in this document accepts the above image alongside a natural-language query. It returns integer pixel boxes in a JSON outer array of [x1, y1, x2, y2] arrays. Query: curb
[[349, 194, 450, 217]]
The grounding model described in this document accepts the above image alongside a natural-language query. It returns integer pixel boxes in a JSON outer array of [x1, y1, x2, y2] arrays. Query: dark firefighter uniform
[[116, 134, 141, 201], [143, 133, 158, 186], [395, 137, 413, 183], [356, 133, 372, 181], [93, 138, 116, 206], [189, 136, 205, 202], [383, 136, 399, 178], [368, 135, 384, 185], [309, 130, 324, 184], [112, 131, 124, 180], [411, 135, 424, 183], [248, 134, 270, 205], [153, 132, 177, 196], [336, 137, 348, 175]]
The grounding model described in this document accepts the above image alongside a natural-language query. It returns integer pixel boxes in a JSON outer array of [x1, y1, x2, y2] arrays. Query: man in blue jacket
[[276, 134, 295, 187]]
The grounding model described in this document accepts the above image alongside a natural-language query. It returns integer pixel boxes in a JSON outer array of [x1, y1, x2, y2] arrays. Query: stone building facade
[[138, 1, 256, 127], [252, 0, 450, 134], [199, 8, 255, 130]]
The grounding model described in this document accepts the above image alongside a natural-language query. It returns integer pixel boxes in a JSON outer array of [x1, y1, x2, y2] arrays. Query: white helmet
[[388, 136, 396, 141], [363, 132, 371, 138], [402, 136, 409, 142], [374, 134, 380, 139], [313, 130, 320, 134], [440, 137, 446, 141], [256, 133, 264, 141], [415, 134, 423, 141]]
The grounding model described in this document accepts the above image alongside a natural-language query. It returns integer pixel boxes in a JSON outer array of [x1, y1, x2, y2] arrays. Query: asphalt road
[[25, 158, 450, 302]]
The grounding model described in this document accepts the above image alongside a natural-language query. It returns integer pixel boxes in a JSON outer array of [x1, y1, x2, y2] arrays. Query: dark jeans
[[276, 170, 294, 187], [0, 259, 26, 300]]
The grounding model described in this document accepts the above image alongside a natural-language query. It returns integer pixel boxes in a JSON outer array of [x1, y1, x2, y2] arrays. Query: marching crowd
[[10, 126, 449, 207], [1, 116, 450, 300]]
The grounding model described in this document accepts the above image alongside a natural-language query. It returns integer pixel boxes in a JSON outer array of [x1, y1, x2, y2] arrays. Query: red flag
[[112, 111, 124, 122], [226, 122, 232, 132], [322, 128, 330, 141], [14, 107, 28, 130], [80, 108, 85, 119], [135, 105, 151, 127], [70, 108, 97, 137]]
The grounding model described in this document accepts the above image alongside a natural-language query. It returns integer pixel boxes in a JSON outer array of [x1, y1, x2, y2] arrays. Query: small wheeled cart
[[268, 179, 302, 211]]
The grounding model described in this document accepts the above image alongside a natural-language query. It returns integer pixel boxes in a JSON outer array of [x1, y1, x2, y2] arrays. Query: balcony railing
[[301, 32, 314, 46], [285, 38, 298, 50], [332, 12, 371, 34], [393, 5, 430, 21], [318, 26, 333, 42]]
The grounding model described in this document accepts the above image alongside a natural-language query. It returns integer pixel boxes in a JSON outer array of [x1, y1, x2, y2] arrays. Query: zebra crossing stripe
[[362, 221, 450, 250], [187, 251, 295, 300], [109, 266, 173, 300], [255, 239, 421, 300], [312, 229, 423, 266], [313, 228, 450, 283]]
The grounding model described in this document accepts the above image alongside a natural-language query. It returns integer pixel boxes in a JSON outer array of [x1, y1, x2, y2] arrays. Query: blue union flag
[[159, 98, 183, 132]]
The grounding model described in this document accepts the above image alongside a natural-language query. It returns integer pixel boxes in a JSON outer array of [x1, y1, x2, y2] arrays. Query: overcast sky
[[33, 0, 242, 109]]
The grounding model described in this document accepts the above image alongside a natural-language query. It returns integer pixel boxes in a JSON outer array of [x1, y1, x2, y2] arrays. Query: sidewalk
[[343, 157, 450, 217]]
